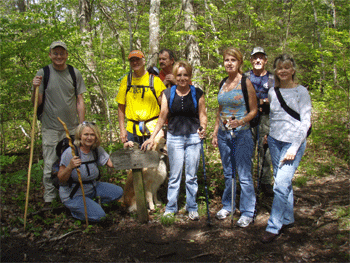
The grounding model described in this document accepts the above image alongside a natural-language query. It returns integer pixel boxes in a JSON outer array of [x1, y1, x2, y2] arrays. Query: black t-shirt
[[164, 86, 203, 136]]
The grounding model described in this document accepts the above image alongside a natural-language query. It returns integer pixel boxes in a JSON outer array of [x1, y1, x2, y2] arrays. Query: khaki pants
[[42, 128, 75, 202]]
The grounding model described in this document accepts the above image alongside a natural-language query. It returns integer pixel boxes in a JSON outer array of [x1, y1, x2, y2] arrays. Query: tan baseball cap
[[128, 50, 144, 60], [50, 41, 68, 51]]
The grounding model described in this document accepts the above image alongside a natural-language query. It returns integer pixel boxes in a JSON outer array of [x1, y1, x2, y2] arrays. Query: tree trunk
[[330, 0, 338, 87], [148, 0, 160, 68], [183, 0, 201, 89], [311, 0, 325, 94]]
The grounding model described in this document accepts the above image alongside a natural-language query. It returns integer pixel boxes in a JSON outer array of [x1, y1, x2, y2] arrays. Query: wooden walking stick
[[24, 86, 39, 229], [57, 117, 89, 227]]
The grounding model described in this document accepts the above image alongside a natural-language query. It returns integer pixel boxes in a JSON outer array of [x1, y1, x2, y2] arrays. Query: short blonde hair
[[74, 122, 101, 149], [173, 61, 192, 79], [223, 47, 244, 74]]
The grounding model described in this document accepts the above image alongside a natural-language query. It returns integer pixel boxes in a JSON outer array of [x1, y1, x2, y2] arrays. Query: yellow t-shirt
[[116, 72, 166, 136]]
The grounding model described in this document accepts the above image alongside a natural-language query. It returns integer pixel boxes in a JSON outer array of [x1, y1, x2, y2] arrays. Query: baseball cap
[[50, 41, 68, 50], [251, 47, 266, 56], [128, 50, 144, 60]]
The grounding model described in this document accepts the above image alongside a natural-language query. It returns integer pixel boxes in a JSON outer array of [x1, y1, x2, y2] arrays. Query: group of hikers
[[32, 41, 311, 244]]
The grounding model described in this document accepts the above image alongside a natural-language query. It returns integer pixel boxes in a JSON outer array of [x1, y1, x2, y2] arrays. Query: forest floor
[[1, 152, 349, 262]]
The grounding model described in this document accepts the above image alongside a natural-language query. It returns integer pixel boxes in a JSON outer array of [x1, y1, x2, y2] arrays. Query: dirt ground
[[1, 164, 349, 262]]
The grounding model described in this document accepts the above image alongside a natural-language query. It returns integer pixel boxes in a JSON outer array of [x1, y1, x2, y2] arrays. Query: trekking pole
[[230, 129, 237, 228], [24, 86, 39, 229], [199, 133, 211, 226], [57, 117, 89, 228], [253, 143, 268, 223]]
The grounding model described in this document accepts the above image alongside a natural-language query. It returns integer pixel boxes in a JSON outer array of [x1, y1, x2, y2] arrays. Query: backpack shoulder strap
[[218, 77, 229, 92], [274, 87, 300, 121], [241, 75, 250, 113], [67, 65, 77, 96], [43, 65, 50, 92], [169, 85, 177, 113], [149, 74, 159, 104], [126, 72, 132, 95], [190, 85, 197, 110]]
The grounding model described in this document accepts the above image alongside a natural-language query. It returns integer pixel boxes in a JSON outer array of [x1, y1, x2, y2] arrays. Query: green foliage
[[160, 213, 175, 226]]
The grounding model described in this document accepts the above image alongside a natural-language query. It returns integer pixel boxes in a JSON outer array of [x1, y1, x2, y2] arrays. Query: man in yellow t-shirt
[[116, 50, 166, 145]]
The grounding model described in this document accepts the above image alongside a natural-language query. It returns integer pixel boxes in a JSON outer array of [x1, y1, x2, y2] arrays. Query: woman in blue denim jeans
[[141, 61, 207, 221], [261, 54, 311, 243], [212, 47, 258, 227]]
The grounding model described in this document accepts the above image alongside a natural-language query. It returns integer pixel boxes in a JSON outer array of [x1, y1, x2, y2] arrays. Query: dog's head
[[153, 136, 167, 156]]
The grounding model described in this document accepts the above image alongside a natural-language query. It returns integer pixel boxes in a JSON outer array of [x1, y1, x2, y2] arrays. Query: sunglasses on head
[[82, 121, 96, 126]]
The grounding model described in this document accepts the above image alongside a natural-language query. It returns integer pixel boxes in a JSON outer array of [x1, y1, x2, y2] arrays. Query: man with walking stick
[[244, 47, 274, 197], [31, 41, 86, 205]]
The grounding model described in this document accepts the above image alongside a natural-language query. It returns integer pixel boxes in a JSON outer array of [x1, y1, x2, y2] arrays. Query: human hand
[[69, 156, 81, 169], [279, 152, 296, 168], [33, 76, 43, 87], [141, 139, 154, 151], [198, 126, 206, 140], [120, 129, 128, 144], [211, 135, 218, 148]]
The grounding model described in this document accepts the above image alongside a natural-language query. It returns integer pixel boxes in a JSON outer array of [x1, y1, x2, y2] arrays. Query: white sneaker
[[215, 209, 231, 220], [188, 211, 199, 221], [236, 215, 253, 228], [163, 211, 175, 217]]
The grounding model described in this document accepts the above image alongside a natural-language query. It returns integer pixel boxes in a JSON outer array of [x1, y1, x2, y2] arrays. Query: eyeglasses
[[51, 52, 67, 57], [82, 121, 96, 126]]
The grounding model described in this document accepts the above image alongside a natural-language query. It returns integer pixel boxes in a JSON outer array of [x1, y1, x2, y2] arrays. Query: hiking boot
[[262, 183, 274, 197], [188, 211, 199, 221], [236, 215, 253, 228], [215, 209, 231, 220], [163, 211, 175, 218]]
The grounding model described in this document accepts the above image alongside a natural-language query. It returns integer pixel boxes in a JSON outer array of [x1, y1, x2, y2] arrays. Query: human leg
[[266, 136, 306, 234], [235, 129, 256, 219], [217, 129, 235, 213], [165, 133, 185, 213], [64, 193, 106, 222], [95, 182, 123, 204], [184, 133, 201, 212]]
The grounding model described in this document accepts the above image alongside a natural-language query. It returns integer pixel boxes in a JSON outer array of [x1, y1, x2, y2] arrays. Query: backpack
[[274, 87, 312, 137], [37, 65, 77, 121], [51, 136, 100, 199], [243, 71, 274, 127], [168, 85, 198, 113], [219, 75, 258, 128]]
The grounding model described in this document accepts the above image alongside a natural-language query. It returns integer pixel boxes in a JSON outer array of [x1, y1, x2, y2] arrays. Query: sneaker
[[215, 209, 231, 220], [188, 211, 199, 221], [163, 211, 175, 217], [236, 215, 253, 228]]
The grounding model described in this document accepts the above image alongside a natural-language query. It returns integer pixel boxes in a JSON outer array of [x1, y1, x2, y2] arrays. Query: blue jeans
[[266, 136, 306, 234], [165, 132, 201, 213], [64, 182, 123, 222], [217, 128, 256, 217]]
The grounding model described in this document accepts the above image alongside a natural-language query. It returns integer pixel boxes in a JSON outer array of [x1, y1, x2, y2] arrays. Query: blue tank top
[[217, 80, 249, 132]]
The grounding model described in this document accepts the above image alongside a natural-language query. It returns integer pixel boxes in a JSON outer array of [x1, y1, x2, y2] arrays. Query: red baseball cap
[[128, 50, 144, 60]]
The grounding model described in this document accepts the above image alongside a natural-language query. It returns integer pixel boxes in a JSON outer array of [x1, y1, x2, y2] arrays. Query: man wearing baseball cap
[[31, 41, 86, 204], [244, 47, 274, 197], [116, 50, 166, 145]]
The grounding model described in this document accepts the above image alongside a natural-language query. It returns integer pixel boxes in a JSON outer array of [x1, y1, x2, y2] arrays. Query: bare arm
[[76, 94, 85, 123], [117, 104, 128, 143], [57, 156, 81, 183], [106, 158, 114, 168], [197, 94, 207, 139], [141, 93, 169, 150]]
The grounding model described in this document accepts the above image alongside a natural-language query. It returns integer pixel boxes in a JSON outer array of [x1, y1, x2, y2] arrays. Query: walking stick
[[253, 143, 268, 222], [230, 130, 237, 228], [24, 86, 39, 229], [57, 117, 89, 228], [200, 138, 211, 226]]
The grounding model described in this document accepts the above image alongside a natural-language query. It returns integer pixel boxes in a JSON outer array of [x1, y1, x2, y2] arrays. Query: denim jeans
[[217, 128, 256, 217], [266, 136, 306, 234], [63, 182, 123, 222], [165, 132, 201, 213]]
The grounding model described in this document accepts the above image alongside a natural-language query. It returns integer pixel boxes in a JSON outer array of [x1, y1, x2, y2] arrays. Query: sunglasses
[[82, 121, 96, 126]]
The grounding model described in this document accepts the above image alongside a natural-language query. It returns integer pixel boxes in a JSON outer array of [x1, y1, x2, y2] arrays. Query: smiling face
[[129, 57, 145, 73], [80, 127, 96, 149], [250, 53, 268, 71], [175, 67, 190, 89], [49, 47, 68, 70], [224, 54, 241, 74], [275, 61, 295, 83]]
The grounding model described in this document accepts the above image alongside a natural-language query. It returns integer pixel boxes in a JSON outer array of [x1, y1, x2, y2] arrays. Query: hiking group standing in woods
[[30, 41, 311, 243]]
